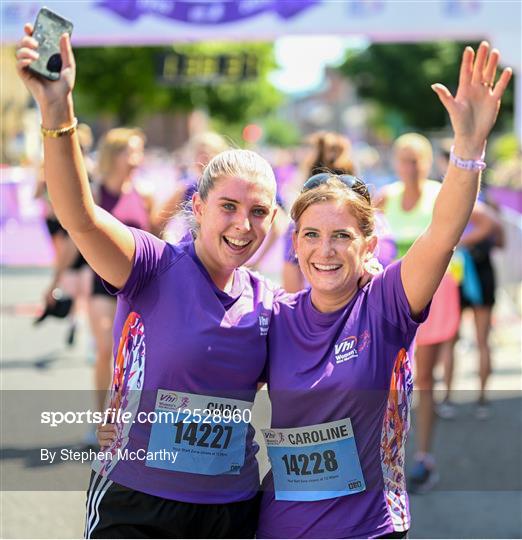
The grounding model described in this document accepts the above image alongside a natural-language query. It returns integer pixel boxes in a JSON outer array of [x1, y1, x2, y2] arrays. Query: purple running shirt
[[258, 261, 429, 538], [92, 228, 275, 503]]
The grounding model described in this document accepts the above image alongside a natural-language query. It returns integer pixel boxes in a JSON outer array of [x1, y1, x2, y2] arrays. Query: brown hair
[[291, 177, 375, 237], [305, 131, 356, 177], [97, 127, 146, 178]]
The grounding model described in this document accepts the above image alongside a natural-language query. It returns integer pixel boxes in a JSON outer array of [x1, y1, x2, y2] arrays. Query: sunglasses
[[301, 173, 371, 205]]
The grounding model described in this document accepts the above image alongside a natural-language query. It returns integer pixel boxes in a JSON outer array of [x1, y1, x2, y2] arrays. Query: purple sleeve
[[103, 227, 173, 301], [366, 259, 430, 338]]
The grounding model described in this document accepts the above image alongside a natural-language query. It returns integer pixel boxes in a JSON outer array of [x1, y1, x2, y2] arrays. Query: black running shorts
[[85, 471, 260, 539]]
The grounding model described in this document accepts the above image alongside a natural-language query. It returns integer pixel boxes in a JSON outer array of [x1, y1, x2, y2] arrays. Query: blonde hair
[[291, 177, 375, 238], [183, 149, 277, 236], [393, 132, 433, 163], [97, 127, 146, 178], [77, 123, 93, 153], [190, 132, 229, 157]]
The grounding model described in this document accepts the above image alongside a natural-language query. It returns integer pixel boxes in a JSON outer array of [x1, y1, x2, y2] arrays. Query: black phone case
[[27, 7, 73, 81]]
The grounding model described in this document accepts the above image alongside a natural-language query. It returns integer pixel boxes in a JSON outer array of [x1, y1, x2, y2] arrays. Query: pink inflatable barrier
[[0, 166, 54, 267]]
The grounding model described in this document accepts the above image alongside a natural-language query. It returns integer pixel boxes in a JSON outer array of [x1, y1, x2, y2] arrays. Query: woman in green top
[[377, 133, 461, 493]]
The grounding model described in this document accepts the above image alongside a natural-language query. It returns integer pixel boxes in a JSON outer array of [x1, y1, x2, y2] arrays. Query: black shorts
[[71, 251, 88, 270], [45, 217, 66, 237], [378, 530, 409, 539], [92, 275, 114, 298], [85, 471, 260, 539], [460, 250, 496, 308]]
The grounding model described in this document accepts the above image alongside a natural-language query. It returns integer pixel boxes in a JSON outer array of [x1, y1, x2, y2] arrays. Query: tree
[[263, 115, 301, 148], [73, 42, 281, 127], [338, 42, 514, 134]]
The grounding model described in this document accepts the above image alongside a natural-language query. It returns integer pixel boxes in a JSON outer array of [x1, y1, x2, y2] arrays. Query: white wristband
[[449, 146, 486, 171]]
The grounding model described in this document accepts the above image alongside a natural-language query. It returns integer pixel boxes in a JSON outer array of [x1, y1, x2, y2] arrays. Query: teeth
[[225, 237, 250, 247], [313, 263, 341, 271]]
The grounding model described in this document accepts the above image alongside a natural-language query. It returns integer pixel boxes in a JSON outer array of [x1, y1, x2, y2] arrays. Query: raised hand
[[431, 42, 512, 156], [15, 23, 75, 112]]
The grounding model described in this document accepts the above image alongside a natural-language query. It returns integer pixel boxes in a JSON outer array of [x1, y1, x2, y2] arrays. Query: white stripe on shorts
[[84, 472, 102, 539], [85, 473, 112, 539]]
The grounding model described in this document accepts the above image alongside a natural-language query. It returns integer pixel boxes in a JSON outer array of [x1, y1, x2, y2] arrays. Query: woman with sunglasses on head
[[282, 132, 357, 292], [257, 43, 511, 538], [16, 26, 280, 539]]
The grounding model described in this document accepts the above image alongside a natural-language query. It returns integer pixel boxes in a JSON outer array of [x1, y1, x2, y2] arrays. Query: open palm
[[431, 42, 512, 152]]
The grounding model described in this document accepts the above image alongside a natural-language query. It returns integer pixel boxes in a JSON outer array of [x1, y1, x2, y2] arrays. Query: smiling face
[[294, 200, 376, 312], [193, 174, 276, 287]]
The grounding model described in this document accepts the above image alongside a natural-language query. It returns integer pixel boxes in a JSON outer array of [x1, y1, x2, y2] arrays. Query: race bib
[[262, 418, 365, 501], [146, 390, 253, 476]]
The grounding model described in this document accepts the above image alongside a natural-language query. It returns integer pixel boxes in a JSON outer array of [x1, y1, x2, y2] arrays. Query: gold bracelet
[[41, 118, 78, 138]]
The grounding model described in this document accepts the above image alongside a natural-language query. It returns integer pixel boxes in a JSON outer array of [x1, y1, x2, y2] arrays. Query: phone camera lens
[[47, 54, 62, 73]]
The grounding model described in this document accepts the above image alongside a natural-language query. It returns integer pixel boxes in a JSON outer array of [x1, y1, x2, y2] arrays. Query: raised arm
[[401, 42, 511, 316], [16, 25, 134, 289]]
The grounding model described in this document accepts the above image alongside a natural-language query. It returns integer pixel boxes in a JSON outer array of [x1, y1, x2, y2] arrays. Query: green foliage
[[73, 42, 281, 126], [490, 133, 520, 162], [262, 116, 301, 147], [338, 42, 514, 134]]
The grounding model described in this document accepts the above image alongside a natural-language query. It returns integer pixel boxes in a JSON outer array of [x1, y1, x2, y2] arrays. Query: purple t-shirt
[[92, 228, 275, 503], [258, 261, 428, 539]]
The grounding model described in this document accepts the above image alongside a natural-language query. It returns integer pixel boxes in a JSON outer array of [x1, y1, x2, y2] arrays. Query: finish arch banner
[[1, 1, 520, 49]]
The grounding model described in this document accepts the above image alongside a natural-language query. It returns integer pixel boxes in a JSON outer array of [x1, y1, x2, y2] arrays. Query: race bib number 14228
[[262, 418, 365, 501]]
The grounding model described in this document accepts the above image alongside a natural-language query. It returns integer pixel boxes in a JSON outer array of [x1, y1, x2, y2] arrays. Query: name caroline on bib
[[286, 424, 351, 446], [264, 419, 354, 447]]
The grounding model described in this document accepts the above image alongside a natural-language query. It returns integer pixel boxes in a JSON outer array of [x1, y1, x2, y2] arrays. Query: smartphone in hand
[[27, 7, 73, 81]]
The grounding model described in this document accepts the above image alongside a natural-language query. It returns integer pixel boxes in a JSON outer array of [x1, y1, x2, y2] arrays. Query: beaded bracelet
[[449, 145, 486, 171]]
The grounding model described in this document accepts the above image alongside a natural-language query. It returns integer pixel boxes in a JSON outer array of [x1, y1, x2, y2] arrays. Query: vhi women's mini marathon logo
[[334, 336, 358, 364]]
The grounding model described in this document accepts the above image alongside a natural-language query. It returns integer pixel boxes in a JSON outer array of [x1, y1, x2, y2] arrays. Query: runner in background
[[88, 128, 155, 423], [34, 122, 94, 345], [376, 132, 462, 493], [377, 130, 507, 492], [434, 142, 506, 420]]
